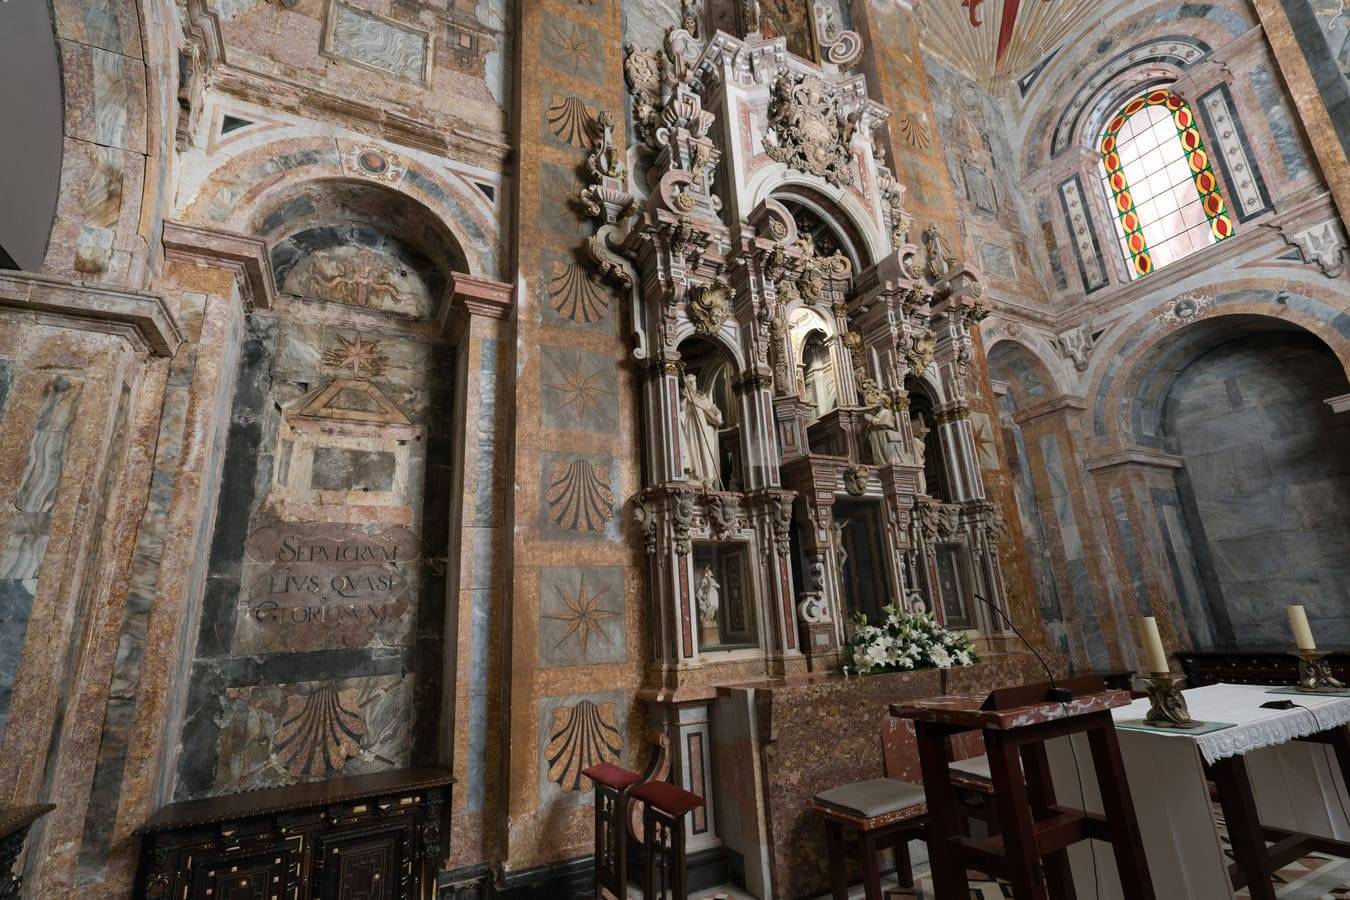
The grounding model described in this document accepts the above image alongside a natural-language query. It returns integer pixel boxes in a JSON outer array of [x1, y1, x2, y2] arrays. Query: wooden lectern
[[892, 677, 1155, 900]]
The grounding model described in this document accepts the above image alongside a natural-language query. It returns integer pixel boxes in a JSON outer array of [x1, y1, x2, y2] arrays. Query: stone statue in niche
[[802, 340, 837, 416], [832, 520, 849, 571], [696, 565, 721, 648], [681, 375, 724, 490], [910, 413, 931, 493], [861, 382, 906, 465], [283, 244, 432, 317]]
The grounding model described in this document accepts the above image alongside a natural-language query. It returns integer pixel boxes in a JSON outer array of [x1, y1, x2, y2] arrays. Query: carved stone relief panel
[[281, 244, 435, 317], [541, 17, 606, 84], [540, 345, 619, 433], [213, 674, 412, 791], [539, 248, 615, 332], [538, 567, 626, 667], [537, 690, 629, 806], [539, 451, 620, 540]]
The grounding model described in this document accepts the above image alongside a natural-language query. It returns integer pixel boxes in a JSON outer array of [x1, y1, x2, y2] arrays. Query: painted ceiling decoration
[[915, 0, 1113, 92]]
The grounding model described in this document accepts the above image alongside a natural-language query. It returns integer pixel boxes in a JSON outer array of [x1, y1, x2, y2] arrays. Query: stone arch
[[670, 321, 749, 374], [252, 178, 466, 321], [180, 136, 503, 280], [1020, 0, 1253, 178], [1088, 290, 1350, 450], [38, 0, 178, 286], [747, 170, 890, 268], [985, 337, 1065, 410]]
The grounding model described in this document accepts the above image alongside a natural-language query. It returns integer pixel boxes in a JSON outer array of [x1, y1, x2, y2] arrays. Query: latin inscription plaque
[[235, 524, 419, 653]]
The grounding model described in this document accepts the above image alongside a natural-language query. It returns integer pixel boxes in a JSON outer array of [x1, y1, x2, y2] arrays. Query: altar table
[[1047, 683, 1350, 899]]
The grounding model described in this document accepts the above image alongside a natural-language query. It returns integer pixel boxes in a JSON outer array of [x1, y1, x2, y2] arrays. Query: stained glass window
[[1100, 88, 1233, 279]]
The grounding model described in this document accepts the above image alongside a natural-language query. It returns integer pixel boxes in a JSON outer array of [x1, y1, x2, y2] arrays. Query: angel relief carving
[[762, 71, 857, 188], [283, 245, 432, 317]]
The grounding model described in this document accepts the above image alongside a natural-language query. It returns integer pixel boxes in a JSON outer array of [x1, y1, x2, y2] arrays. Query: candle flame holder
[[1290, 650, 1347, 693], [1140, 673, 1199, 729]]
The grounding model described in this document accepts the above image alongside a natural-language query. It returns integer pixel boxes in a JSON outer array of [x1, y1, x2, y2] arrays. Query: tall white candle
[[1287, 605, 1316, 651], [1137, 616, 1169, 674]]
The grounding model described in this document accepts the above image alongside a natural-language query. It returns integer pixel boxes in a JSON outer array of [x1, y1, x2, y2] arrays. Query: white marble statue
[[863, 400, 906, 465], [909, 413, 931, 493], [803, 345, 837, 416], [696, 565, 721, 648], [681, 374, 723, 489]]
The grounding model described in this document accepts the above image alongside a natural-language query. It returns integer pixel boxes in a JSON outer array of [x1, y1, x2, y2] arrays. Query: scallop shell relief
[[546, 459, 615, 533], [545, 699, 623, 792]]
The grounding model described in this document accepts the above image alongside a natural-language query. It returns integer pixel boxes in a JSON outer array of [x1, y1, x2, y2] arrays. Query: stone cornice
[[161, 220, 277, 312], [209, 66, 511, 168], [438, 272, 515, 340], [1011, 394, 1088, 425], [1084, 447, 1184, 473], [0, 271, 183, 357], [1326, 393, 1350, 414]]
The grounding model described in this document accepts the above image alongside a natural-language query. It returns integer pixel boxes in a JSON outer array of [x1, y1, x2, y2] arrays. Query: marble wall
[[172, 309, 453, 800], [1164, 331, 1350, 646]]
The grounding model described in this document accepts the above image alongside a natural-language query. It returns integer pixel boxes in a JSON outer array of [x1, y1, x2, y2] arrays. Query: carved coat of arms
[[763, 72, 856, 188]]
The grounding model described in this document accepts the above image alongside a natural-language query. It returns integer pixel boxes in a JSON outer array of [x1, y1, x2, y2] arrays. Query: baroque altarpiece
[[576, 0, 1013, 843]]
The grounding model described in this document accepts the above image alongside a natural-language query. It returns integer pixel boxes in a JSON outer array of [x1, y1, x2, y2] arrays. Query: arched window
[[1100, 88, 1233, 279]]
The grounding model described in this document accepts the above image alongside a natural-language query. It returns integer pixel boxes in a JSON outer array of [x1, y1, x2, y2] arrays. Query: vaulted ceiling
[[915, 0, 1121, 93]]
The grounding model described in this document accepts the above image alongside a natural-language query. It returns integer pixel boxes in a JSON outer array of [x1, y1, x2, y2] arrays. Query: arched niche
[[253, 179, 468, 321], [1141, 317, 1350, 647], [770, 185, 872, 275], [904, 376, 951, 502], [678, 337, 744, 491], [987, 339, 1060, 412], [788, 306, 838, 420]]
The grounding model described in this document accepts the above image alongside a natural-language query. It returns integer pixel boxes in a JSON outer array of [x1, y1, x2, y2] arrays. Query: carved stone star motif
[[545, 21, 594, 72], [323, 334, 387, 379], [545, 363, 612, 424], [973, 418, 997, 467], [545, 575, 618, 653]]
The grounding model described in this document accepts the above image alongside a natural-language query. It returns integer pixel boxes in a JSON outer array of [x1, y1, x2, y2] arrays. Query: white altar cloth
[[1047, 683, 1350, 900]]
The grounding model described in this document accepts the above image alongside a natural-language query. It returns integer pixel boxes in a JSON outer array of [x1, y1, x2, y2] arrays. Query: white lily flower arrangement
[[841, 604, 979, 675]]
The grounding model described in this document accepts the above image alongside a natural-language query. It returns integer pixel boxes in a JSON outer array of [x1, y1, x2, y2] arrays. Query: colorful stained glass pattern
[[1100, 88, 1233, 279]]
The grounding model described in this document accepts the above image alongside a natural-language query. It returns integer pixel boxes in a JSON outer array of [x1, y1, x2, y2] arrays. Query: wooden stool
[[893, 677, 1156, 900], [949, 754, 1000, 837], [811, 777, 926, 900], [582, 763, 642, 900], [630, 780, 704, 900]]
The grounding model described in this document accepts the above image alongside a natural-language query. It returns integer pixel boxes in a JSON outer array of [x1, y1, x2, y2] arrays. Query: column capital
[[161, 220, 275, 312], [1011, 394, 1088, 425]]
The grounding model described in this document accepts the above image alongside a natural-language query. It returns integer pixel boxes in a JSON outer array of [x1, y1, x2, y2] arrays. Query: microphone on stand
[[973, 593, 1075, 705]]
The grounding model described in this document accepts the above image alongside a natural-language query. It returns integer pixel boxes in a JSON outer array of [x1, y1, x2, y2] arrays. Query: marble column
[[1012, 395, 1133, 672]]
